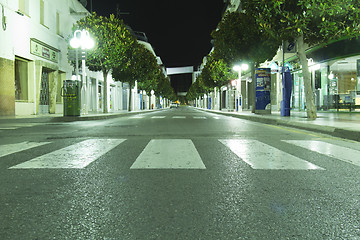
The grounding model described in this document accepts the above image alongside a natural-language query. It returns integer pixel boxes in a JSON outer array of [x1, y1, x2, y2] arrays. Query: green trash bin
[[62, 80, 81, 116]]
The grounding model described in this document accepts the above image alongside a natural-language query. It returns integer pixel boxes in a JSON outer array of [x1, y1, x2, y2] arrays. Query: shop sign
[[30, 38, 59, 63]]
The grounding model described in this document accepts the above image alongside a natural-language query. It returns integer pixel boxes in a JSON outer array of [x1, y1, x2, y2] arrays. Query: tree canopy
[[72, 13, 175, 112], [211, 11, 280, 67]]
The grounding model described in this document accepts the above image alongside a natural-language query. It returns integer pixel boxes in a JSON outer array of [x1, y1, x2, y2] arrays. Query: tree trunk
[[297, 34, 317, 120], [102, 70, 109, 113], [128, 83, 133, 111]]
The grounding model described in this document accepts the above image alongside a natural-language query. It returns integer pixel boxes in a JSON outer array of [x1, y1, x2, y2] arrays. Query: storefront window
[[329, 57, 358, 104]]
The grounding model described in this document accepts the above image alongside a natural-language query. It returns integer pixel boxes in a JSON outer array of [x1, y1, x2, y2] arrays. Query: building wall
[[0, 0, 90, 116]]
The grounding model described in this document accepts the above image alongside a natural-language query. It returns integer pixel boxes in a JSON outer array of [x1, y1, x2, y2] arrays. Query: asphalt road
[[0, 107, 359, 239]]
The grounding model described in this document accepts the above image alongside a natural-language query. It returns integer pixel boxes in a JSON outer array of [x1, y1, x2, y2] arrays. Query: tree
[[242, 0, 360, 119], [211, 11, 280, 112], [202, 54, 237, 88], [112, 42, 160, 111], [211, 11, 280, 67], [75, 13, 137, 113]]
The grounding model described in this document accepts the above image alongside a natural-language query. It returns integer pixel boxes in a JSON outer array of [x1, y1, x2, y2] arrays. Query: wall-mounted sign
[[30, 38, 59, 63]]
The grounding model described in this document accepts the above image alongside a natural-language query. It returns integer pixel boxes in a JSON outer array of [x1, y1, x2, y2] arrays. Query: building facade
[[1, 0, 90, 116], [0, 0, 165, 117]]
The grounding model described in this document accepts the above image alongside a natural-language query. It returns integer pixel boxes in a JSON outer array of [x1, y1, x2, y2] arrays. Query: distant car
[[170, 102, 179, 108]]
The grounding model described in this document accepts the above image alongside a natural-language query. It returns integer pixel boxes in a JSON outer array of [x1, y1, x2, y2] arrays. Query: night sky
[[86, 0, 225, 93]]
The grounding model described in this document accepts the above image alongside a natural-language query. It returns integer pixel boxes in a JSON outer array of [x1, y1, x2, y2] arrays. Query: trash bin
[[61, 80, 81, 116]]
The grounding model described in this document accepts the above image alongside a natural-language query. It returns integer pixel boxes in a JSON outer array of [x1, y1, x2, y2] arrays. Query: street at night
[[1, 107, 359, 239]]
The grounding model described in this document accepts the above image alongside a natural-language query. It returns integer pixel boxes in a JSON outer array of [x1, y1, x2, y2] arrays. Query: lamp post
[[233, 63, 249, 112], [70, 29, 94, 114]]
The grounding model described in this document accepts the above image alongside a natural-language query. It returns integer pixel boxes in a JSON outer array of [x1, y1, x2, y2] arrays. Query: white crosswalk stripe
[[151, 116, 166, 119], [9, 139, 125, 169], [219, 139, 324, 170], [172, 116, 186, 119], [131, 139, 206, 169], [193, 116, 207, 119], [0, 142, 50, 158], [284, 140, 360, 167]]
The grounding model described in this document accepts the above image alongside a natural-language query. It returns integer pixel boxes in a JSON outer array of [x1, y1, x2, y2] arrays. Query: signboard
[[284, 41, 296, 53], [255, 68, 271, 114], [30, 38, 59, 63]]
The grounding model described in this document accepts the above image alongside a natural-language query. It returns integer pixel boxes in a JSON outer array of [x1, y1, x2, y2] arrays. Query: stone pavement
[[1, 107, 360, 142]]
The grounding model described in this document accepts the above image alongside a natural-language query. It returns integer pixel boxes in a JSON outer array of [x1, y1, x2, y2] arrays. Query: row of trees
[[74, 13, 176, 112], [188, 0, 360, 119]]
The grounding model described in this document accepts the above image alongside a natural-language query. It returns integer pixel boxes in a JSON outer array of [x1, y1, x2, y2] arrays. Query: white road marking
[[220, 139, 324, 170], [151, 116, 166, 119], [0, 142, 50, 158], [173, 116, 186, 119], [213, 117, 220, 120], [9, 139, 126, 169], [130, 116, 144, 119], [193, 116, 207, 119], [0, 127, 18, 130], [284, 140, 360, 167], [130, 139, 206, 169]]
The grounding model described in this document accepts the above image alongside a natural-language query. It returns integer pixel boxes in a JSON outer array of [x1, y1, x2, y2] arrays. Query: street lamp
[[70, 29, 94, 79], [233, 63, 249, 112], [70, 29, 94, 114]]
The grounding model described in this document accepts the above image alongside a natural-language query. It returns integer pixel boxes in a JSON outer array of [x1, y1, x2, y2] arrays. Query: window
[[40, 0, 45, 25], [15, 58, 29, 101], [18, 0, 29, 15]]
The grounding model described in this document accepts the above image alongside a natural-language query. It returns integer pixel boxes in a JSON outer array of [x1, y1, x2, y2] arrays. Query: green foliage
[[241, 0, 360, 45], [211, 11, 280, 66], [202, 54, 237, 89], [153, 74, 176, 100], [73, 13, 176, 110], [112, 43, 157, 88], [186, 54, 237, 101], [75, 13, 137, 73]]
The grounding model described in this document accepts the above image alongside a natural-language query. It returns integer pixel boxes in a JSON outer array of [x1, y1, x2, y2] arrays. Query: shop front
[[288, 38, 360, 111]]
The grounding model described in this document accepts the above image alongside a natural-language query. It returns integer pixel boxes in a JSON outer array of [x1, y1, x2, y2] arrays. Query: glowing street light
[[70, 29, 94, 80], [233, 63, 249, 111]]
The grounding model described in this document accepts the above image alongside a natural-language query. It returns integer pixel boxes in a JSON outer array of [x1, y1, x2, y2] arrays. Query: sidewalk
[[197, 108, 360, 142], [0, 109, 162, 123]]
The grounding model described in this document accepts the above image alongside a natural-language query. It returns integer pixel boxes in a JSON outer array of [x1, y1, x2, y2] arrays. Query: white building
[[0, 0, 130, 116]]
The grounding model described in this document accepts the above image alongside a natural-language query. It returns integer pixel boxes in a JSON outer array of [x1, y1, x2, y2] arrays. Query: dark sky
[[87, 0, 225, 67], [86, 0, 225, 93]]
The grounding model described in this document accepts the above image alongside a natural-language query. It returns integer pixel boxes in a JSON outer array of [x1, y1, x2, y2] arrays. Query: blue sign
[[255, 68, 271, 113]]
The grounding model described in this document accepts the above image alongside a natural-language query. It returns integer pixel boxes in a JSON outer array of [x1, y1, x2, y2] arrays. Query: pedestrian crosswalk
[[1, 138, 360, 170]]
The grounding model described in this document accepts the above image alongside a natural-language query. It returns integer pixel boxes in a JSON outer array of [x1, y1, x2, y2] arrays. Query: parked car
[[170, 102, 179, 108]]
